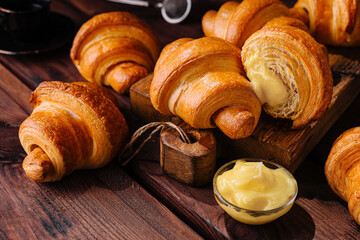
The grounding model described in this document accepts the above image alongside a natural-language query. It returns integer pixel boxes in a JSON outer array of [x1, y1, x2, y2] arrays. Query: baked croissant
[[202, 0, 292, 48], [325, 127, 360, 224], [150, 37, 262, 139], [293, 0, 360, 46], [19, 81, 129, 182], [70, 11, 160, 94], [241, 25, 333, 128]]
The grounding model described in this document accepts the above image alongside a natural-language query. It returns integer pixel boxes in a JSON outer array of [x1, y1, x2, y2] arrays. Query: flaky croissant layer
[[242, 25, 333, 128], [19, 81, 128, 182], [325, 127, 360, 224], [70, 11, 160, 94]]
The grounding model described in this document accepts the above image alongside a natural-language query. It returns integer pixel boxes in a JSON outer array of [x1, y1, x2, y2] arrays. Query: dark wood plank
[[0, 160, 202, 239]]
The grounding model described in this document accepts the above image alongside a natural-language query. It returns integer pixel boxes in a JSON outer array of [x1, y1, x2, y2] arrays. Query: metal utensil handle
[[107, 0, 163, 8]]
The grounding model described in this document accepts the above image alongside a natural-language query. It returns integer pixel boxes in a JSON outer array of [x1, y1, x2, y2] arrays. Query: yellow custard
[[247, 64, 288, 108], [214, 159, 298, 225]]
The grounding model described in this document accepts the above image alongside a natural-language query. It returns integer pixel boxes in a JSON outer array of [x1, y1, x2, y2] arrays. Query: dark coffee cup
[[0, 0, 51, 43]]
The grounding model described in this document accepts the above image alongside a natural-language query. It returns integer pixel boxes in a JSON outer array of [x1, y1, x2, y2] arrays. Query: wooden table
[[1, 0, 359, 239]]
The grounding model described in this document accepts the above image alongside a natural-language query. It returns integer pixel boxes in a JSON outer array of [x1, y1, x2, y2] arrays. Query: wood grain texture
[[130, 73, 182, 124], [0, 162, 202, 239], [0, 64, 33, 125], [160, 122, 216, 186], [0, 0, 359, 239]]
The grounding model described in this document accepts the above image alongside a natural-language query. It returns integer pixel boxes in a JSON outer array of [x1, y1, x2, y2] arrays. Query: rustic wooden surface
[[1, 0, 360, 239]]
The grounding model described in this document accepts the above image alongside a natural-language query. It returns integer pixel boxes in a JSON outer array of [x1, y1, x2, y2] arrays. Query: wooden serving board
[[130, 50, 360, 173]]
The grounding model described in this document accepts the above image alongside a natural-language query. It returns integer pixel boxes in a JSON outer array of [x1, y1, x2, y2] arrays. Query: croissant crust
[[150, 37, 262, 139], [325, 127, 360, 224], [19, 81, 128, 182], [293, 0, 360, 46], [202, 0, 291, 48], [70, 11, 160, 94]]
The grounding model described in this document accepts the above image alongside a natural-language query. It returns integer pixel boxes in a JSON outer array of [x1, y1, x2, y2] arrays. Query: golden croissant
[[70, 11, 160, 94], [150, 37, 262, 139], [202, 0, 292, 48], [325, 127, 360, 224], [241, 25, 333, 128], [293, 0, 360, 46], [19, 81, 129, 182]]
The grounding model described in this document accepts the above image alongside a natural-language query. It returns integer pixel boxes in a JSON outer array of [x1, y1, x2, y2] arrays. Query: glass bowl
[[213, 158, 298, 225]]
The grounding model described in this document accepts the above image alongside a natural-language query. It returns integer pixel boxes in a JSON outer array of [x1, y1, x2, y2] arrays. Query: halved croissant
[[19, 81, 128, 182], [70, 11, 160, 94], [150, 37, 262, 139], [293, 0, 360, 46], [241, 25, 333, 128], [202, 0, 291, 48], [325, 127, 360, 224]]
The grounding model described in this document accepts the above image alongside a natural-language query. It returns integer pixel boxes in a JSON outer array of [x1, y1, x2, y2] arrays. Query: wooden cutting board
[[130, 51, 360, 174]]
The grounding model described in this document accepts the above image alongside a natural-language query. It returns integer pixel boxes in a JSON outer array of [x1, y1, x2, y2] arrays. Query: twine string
[[119, 122, 191, 166]]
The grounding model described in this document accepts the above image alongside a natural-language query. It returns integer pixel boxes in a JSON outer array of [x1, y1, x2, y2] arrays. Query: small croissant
[[19, 81, 128, 182], [150, 37, 262, 139], [292, 0, 360, 46], [70, 11, 160, 94], [325, 127, 360, 224], [202, 0, 292, 48]]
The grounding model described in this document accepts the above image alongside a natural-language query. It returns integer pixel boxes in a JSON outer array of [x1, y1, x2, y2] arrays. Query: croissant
[[19, 81, 129, 182], [293, 0, 360, 46], [325, 127, 360, 224], [150, 37, 262, 139], [241, 25, 333, 128], [202, 0, 292, 48], [70, 11, 160, 94]]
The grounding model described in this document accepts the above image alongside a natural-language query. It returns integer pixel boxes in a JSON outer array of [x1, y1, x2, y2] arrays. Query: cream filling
[[247, 64, 288, 108], [216, 160, 297, 211]]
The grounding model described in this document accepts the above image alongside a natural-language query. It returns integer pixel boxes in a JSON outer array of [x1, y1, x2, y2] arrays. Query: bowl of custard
[[213, 158, 298, 225]]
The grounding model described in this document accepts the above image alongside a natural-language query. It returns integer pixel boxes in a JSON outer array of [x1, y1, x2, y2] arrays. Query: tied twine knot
[[118, 122, 191, 166]]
